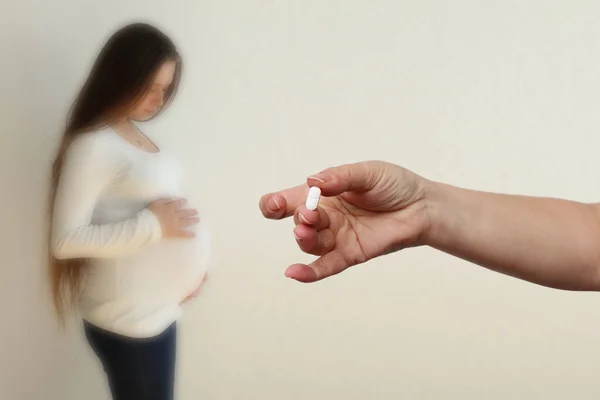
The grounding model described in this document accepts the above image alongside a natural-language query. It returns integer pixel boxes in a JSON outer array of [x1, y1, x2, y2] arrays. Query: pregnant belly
[[112, 218, 212, 303], [162, 219, 211, 298]]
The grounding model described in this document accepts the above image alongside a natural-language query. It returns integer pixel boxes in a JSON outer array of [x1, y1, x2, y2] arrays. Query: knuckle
[[338, 164, 353, 182]]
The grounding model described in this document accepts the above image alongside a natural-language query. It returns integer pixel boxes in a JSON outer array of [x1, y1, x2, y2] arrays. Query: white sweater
[[51, 127, 210, 338]]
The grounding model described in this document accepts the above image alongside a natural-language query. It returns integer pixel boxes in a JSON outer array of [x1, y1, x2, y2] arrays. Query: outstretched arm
[[260, 161, 600, 290], [425, 182, 600, 291]]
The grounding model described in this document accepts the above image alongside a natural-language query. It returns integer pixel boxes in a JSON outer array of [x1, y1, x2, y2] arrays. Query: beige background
[[2, 1, 600, 399]]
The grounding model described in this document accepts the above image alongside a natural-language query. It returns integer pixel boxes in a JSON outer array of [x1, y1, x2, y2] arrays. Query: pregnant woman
[[48, 23, 209, 400]]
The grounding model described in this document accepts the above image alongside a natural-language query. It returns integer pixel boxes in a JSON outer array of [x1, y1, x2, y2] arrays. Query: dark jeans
[[83, 320, 177, 400]]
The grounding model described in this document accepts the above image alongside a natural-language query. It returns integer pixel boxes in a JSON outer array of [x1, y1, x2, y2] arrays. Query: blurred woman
[[48, 22, 210, 400]]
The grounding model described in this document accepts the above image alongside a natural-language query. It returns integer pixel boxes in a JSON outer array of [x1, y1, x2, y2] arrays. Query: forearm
[[52, 209, 162, 259], [424, 181, 600, 291], [51, 134, 166, 260]]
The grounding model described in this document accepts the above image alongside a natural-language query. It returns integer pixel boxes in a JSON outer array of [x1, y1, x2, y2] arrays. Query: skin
[[181, 274, 208, 305], [130, 60, 176, 121], [259, 160, 600, 291]]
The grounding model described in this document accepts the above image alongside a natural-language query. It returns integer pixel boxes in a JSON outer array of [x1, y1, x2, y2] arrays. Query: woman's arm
[[425, 182, 600, 291], [51, 133, 162, 259]]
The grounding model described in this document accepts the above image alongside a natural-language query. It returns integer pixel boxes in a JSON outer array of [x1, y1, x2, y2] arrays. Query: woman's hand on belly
[[180, 273, 208, 304], [148, 198, 200, 238]]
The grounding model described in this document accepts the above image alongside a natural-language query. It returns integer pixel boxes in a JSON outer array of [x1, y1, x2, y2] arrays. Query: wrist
[[421, 179, 460, 249], [142, 208, 164, 242]]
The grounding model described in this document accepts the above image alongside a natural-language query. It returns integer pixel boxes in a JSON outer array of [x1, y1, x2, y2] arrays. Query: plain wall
[[3, 1, 600, 399]]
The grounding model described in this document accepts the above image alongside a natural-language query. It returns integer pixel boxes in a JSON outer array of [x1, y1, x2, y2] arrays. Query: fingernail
[[293, 232, 302, 241], [308, 173, 331, 183], [284, 268, 297, 279], [298, 212, 310, 225], [268, 197, 281, 211]]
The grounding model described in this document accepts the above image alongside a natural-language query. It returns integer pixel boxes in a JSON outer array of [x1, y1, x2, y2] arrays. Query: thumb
[[306, 161, 381, 197]]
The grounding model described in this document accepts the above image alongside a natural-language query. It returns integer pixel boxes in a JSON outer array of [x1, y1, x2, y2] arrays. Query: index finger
[[259, 184, 308, 220]]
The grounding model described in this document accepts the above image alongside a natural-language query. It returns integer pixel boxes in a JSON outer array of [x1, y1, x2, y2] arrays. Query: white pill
[[305, 186, 321, 211]]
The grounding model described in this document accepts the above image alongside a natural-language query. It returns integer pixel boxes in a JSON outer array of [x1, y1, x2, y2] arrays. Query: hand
[[180, 274, 208, 304], [148, 198, 199, 238], [259, 161, 432, 282]]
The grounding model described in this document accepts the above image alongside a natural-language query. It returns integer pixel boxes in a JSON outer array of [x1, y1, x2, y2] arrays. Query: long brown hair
[[49, 22, 182, 324]]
